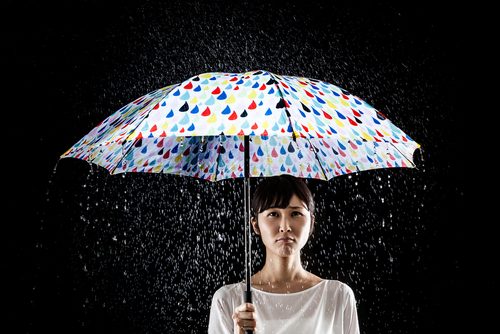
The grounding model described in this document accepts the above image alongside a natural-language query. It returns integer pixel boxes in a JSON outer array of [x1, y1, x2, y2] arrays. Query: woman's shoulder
[[322, 279, 351, 287], [322, 279, 357, 299], [212, 282, 244, 300]]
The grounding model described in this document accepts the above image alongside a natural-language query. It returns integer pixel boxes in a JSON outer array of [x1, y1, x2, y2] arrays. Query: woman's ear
[[251, 217, 260, 235], [309, 216, 315, 236]]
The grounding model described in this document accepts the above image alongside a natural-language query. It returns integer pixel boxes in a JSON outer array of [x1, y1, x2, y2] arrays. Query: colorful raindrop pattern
[[61, 70, 420, 181]]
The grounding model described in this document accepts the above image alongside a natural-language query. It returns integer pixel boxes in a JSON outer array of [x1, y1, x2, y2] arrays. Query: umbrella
[[61, 69, 420, 325]]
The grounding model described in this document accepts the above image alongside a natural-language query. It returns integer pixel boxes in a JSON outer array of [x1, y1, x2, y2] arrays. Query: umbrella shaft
[[244, 136, 252, 307], [244, 175, 252, 301]]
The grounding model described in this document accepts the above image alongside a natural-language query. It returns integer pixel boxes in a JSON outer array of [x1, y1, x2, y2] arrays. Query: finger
[[244, 303, 255, 312], [235, 303, 255, 312], [236, 311, 256, 320], [233, 310, 256, 320], [236, 318, 256, 329]]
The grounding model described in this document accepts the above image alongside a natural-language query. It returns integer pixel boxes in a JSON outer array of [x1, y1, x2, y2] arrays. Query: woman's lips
[[276, 237, 295, 243]]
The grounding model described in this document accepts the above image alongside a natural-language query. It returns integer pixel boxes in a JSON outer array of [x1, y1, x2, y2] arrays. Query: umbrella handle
[[244, 290, 253, 334]]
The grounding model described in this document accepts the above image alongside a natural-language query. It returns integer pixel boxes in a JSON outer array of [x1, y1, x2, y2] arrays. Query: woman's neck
[[256, 253, 308, 283]]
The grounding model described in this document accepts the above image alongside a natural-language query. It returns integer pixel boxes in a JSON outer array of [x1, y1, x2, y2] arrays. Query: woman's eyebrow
[[287, 205, 308, 210]]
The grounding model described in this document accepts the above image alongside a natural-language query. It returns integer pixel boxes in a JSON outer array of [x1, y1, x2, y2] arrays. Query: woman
[[208, 175, 360, 334]]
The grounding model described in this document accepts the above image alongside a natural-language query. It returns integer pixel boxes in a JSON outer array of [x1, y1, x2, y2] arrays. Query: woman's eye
[[267, 212, 278, 217], [292, 211, 304, 216]]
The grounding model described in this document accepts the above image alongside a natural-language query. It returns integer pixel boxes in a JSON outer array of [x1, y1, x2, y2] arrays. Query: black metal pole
[[243, 135, 253, 334]]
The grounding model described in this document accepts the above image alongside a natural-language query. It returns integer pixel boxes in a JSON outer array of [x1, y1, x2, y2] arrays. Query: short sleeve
[[208, 286, 235, 334], [342, 284, 360, 334]]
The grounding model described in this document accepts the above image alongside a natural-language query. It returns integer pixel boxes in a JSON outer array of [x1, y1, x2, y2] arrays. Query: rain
[[5, 1, 463, 333]]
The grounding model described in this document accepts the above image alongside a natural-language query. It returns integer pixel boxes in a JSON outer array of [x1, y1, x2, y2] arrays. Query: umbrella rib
[[305, 138, 329, 180], [268, 72, 297, 140], [110, 85, 179, 174], [388, 141, 417, 168], [213, 135, 223, 181], [113, 137, 140, 174]]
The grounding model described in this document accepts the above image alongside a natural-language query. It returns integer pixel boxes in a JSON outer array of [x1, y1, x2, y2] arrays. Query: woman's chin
[[276, 244, 296, 257]]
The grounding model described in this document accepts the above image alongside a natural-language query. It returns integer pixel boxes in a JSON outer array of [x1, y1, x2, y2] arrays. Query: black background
[[5, 1, 463, 333]]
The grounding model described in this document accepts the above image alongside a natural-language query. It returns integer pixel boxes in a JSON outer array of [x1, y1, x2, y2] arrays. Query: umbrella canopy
[[61, 70, 419, 181]]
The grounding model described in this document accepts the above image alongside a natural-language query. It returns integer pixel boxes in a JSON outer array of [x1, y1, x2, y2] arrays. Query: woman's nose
[[279, 217, 292, 232]]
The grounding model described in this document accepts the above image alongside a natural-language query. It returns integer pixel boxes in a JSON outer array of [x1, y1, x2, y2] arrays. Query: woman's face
[[253, 194, 312, 258]]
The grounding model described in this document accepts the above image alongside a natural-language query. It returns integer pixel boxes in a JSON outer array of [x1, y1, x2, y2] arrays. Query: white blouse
[[208, 280, 360, 334]]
